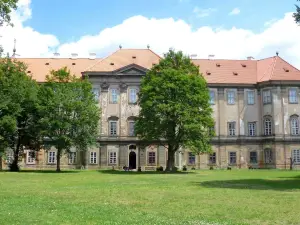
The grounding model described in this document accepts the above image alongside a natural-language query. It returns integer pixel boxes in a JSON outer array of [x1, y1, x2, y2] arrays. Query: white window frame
[[289, 88, 298, 104], [228, 122, 236, 136], [229, 152, 237, 164], [290, 116, 299, 135], [128, 121, 135, 136], [249, 151, 257, 164], [109, 120, 117, 136], [264, 149, 272, 164], [263, 90, 271, 104], [92, 88, 100, 102], [26, 151, 35, 164], [6, 151, 14, 164], [90, 151, 97, 164], [209, 90, 215, 105], [109, 152, 117, 165], [209, 152, 216, 164], [188, 152, 195, 165], [227, 90, 235, 105], [48, 151, 56, 164], [248, 122, 256, 136], [68, 152, 77, 164], [264, 117, 272, 136], [111, 88, 118, 104], [129, 88, 137, 104], [247, 90, 255, 105], [292, 149, 300, 164], [148, 151, 156, 165]]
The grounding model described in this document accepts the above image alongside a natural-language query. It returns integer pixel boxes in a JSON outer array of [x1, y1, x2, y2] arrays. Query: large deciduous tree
[[294, 0, 300, 24], [38, 67, 100, 172], [0, 0, 18, 26], [135, 49, 214, 172]]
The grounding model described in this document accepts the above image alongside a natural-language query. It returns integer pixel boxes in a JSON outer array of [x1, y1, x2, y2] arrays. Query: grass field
[[0, 169, 300, 225]]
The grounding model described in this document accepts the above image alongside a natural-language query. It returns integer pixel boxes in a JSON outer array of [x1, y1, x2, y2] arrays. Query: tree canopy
[[135, 49, 214, 172], [294, 0, 300, 24], [0, 0, 17, 26], [38, 67, 100, 172]]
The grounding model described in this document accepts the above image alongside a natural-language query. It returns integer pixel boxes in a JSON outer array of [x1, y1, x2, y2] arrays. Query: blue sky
[[1, 0, 300, 68]]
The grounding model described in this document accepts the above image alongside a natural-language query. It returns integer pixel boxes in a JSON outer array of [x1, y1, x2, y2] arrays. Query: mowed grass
[[0, 170, 300, 225]]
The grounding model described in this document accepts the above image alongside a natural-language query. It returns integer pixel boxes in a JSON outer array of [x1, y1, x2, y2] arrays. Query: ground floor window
[[27, 151, 35, 164], [292, 150, 300, 164], [249, 151, 257, 164], [6, 152, 14, 164], [209, 152, 216, 164], [229, 152, 236, 164], [109, 152, 117, 164], [90, 152, 97, 164], [48, 151, 56, 164], [264, 149, 272, 164], [68, 152, 77, 164], [188, 152, 195, 165], [148, 151, 156, 165]]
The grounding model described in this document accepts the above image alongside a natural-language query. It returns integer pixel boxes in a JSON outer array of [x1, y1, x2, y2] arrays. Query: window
[[292, 150, 300, 164], [228, 122, 236, 136], [6, 152, 13, 164], [128, 121, 135, 136], [227, 90, 235, 104], [109, 152, 117, 164], [264, 149, 272, 164], [289, 89, 298, 103], [209, 152, 216, 164], [48, 151, 56, 164], [290, 116, 299, 135], [264, 118, 272, 136], [68, 152, 76, 164], [249, 152, 257, 164], [248, 122, 256, 136], [109, 121, 117, 136], [129, 88, 137, 103], [263, 90, 271, 104], [110, 88, 118, 103], [188, 152, 195, 165], [209, 91, 215, 104], [229, 152, 236, 164], [92, 88, 100, 101], [90, 152, 97, 164], [247, 90, 255, 105], [148, 152, 156, 164], [27, 151, 35, 164]]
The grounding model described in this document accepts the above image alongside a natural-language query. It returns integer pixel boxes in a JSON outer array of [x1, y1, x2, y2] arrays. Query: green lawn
[[0, 169, 300, 225]]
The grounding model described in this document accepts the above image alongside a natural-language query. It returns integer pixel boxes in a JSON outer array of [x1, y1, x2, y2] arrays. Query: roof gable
[[114, 64, 147, 75]]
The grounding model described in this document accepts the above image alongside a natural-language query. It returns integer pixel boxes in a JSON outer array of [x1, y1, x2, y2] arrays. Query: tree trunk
[[10, 138, 21, 171], [165, 146, 176, 172], [80, 151, 86, 169], [56, 148, 61, 172]]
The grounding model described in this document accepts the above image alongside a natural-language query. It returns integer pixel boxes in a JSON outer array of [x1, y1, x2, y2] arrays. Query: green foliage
[[0, 0, 17, 26], [294, 0, 300, 24], [135, 49, 214, 171], [38, 67, 100, 172]]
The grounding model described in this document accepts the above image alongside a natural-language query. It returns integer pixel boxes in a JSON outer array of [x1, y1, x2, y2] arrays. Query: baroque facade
[[2, 49, 300, 170]]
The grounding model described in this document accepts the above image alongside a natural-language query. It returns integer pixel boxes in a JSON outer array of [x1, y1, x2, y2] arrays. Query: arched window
[[264, 117, 272, 136], [290, 115, 299, 135]]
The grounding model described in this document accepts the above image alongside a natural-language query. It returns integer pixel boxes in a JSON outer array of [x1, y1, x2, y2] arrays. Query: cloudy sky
[[1, 0, 300, 67]]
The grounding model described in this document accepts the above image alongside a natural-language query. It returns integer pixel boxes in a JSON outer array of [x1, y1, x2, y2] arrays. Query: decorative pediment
[[114, 64, 147, 76]]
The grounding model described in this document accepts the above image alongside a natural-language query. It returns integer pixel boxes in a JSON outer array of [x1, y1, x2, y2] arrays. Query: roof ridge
[[269, 56, 277, 81], [276, 56, 300, 71], [85, 49, 121, 71], [257, 57, 275, 82]]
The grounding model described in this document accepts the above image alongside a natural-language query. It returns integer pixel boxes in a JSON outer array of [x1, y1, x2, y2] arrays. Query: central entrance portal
[[129, 151, 136, 169]]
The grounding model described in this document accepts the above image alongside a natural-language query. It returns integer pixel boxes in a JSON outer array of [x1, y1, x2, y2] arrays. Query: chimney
[[89, 53, 96, 60], [53, 52, 60, 58], [208, 54, 215, 60], [71, 53, 78, 59], [247, 56, 254, 60], [190, 54, 197, 59]]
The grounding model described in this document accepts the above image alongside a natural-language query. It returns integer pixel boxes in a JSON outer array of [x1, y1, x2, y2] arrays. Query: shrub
[[156, 166, 164, 172], [182, 165, 187, 171]]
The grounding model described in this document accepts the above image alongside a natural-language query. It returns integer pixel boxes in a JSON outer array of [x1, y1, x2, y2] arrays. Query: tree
[[294, 0, 300, 24], [0, 0, 18, 26], [38, 67, 100, 172], [135, 49, 214, 172], [0, 56, 41, 171]]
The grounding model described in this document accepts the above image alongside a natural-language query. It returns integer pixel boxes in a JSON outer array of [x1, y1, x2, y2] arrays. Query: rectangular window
[[188, 152, 195, 165], [110, 121, 117, 136], [6, 152, 13, 164], [90, 152, 97, 164], [229, 152, 236, 164], [228, 122, 236, 136], [92, 88, 100, 101], [263, 90, 271, 103], [129, 88, 137, 104], [289, 89, 298, 103], [227, 91, 235, 104], [209, 91, 215, 104], [128, 121, 135, 136], [109, 152, 117, 164], [209, 152, 216, 164], [68, 152, 76, 164], [248, 122, 256, 136], [148, 152, 156, 164], [48, 151, 56, 164], [292, 150, 300, 164], [249, 151, 257, 164], [264, 149, 272, 164], [27, 151, 35, 164], [247, 90, 255, 105], [111, 89, 118, 103]]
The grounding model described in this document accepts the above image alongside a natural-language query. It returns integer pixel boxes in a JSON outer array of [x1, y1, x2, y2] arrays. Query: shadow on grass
[[0, 169, 80, 174], [196, 177, 300, 191], [98, 169, 194, 175]]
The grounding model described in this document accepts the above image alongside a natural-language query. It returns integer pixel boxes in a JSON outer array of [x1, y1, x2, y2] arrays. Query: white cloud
[[229, 8, 241, 15], [264, 18, 278, 26], [2, 1, 300, 69], [193, 7, 217, 18]]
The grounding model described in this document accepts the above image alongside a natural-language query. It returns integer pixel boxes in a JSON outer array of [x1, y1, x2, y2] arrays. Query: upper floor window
[[92, 88, 100, 101], [228, 122, 236, 136], [188, 152, 195, 165], [263, 90, 271, 104], [290, 116, 299, 135], [128, 121, 135, 136], [209, 91, 215, 105], [129, 88, 137, 104], [110, 88, 118, 104], [109, 120, 117, 136], [264, 117, 272, 136], [227, 90, 235, 104], [289, 88, 298, 104], [247, 90, 255, 105], [68, 152, 77, 164], [292, 149, 300, 164], [248, 122, 256, 136], [209, 152, 216, 164]]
